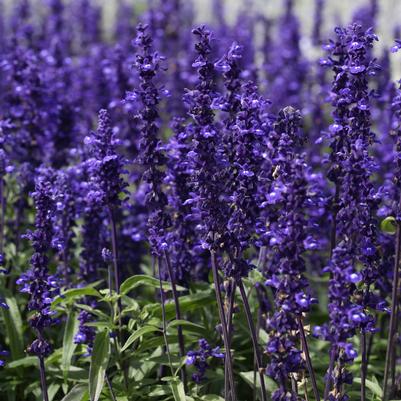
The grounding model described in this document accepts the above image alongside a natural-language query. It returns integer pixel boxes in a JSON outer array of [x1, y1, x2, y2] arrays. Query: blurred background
[[3, 0, 401, 45], [3, 0, 401, 68], [89, 0, 400, 47]]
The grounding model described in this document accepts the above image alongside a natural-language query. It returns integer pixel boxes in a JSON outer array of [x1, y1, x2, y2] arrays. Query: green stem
[[163, 250, 187, 391], [238, 280, 268, 401], [105, 374, 117, 401], [361, 331, 367, 401], [297, 316, 320, 401], [383, 220, 401, 401], [211, 250, 237, 401], [157, 257, 174, 376], [225, 279, 236, 401]]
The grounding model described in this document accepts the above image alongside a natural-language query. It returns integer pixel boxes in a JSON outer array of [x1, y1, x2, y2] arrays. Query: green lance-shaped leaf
[[170, 379, 186, 401], [121, 325, 162, 352], [1, 292, 24, 361], [120, 274, 186, 295], [353, 377, 383, 398], [89, 330, 110, 401], [52, 287, 101, 308], [62, 311, 79, 382], [60, 384, 88, 401]]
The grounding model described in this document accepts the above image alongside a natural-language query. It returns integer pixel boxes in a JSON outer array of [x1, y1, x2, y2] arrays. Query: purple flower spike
[[17, 168, 60, 357], [321, 23, 381, 400]]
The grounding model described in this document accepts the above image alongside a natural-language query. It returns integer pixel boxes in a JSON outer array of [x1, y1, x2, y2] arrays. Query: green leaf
[[48, 383, 60, 401], [130, 347, 163, 381], [62, 311, 79, 382], [53, 287, 101, 308], [147, 385, 171, 397], [353, 377, 382, 397], [240, 371, 277, 393], [145, 355, 182, 365], [138, 334, 180, 352], [248, 269, 264, 285], [121, 325, 162, 352], [84, 322, 115, 330], [60, 384, 88, 401], [75, 304, 110, 321], [170, 379, 186, 401], [89, 330, 110, 401], [1, 292, 24, 360], [167, 320, 207, 336], [258, 329, 269, 345], [144, 291, 214, 320], [200, 396, 225, 401], [48, 366, 89, 382], [381, 216, 397, 234], [120, 274, 186, 295], [7, 356, 38, 369]]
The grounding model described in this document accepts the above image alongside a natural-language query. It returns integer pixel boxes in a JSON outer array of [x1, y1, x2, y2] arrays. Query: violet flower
[[84, 108, 127, 296], [186, 338, 224, 383], [84, 109, 127, 211], [52, 169, 77, 285], [318, 23, 381, 400], [127, 23, 170, 256], [184, 25, 229, 252], [17, 168, 60, 358], [264, 107, 317, 400], [166, 118, 207, 283], [74, 307, 96, 355], [0, 347, 9, 367]]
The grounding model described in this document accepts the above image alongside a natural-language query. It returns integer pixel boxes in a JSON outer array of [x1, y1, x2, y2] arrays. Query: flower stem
[[383, 220, 401, 401], [108, 208, 120, 295], [238, 280, 268, 401], [163, 250, 187, 392], [157, 257, 174, 376], [390, 312, 399, 392], [324, 184, 339, 400], [253, 306, 262, 401], [361, 331, 367, 401], [105, 374, 117, 401], [297, 316, 320, 401], [108, 208, 128, 390], [38, 356, 49, 401], [366, 328, 375, 366], [211, 250, 237, 401], [0, 177, 4, 256], [225, 279, 236, 401], [324, 346, 336, 401]]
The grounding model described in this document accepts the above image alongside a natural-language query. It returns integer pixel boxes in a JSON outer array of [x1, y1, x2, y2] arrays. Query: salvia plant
[[2, 1, 401, 401]]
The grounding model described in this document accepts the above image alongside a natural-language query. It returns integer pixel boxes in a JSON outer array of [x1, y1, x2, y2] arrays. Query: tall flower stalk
[[184, 26, 236, 401], [84, 109, 127, 296], [128, 23, 187, 389], [318, 24, 381, 401], [264, 107, 319, 401], [17, 169, 60, 401], [383, 80, 401, 401], [214, 42, 269, 400]]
